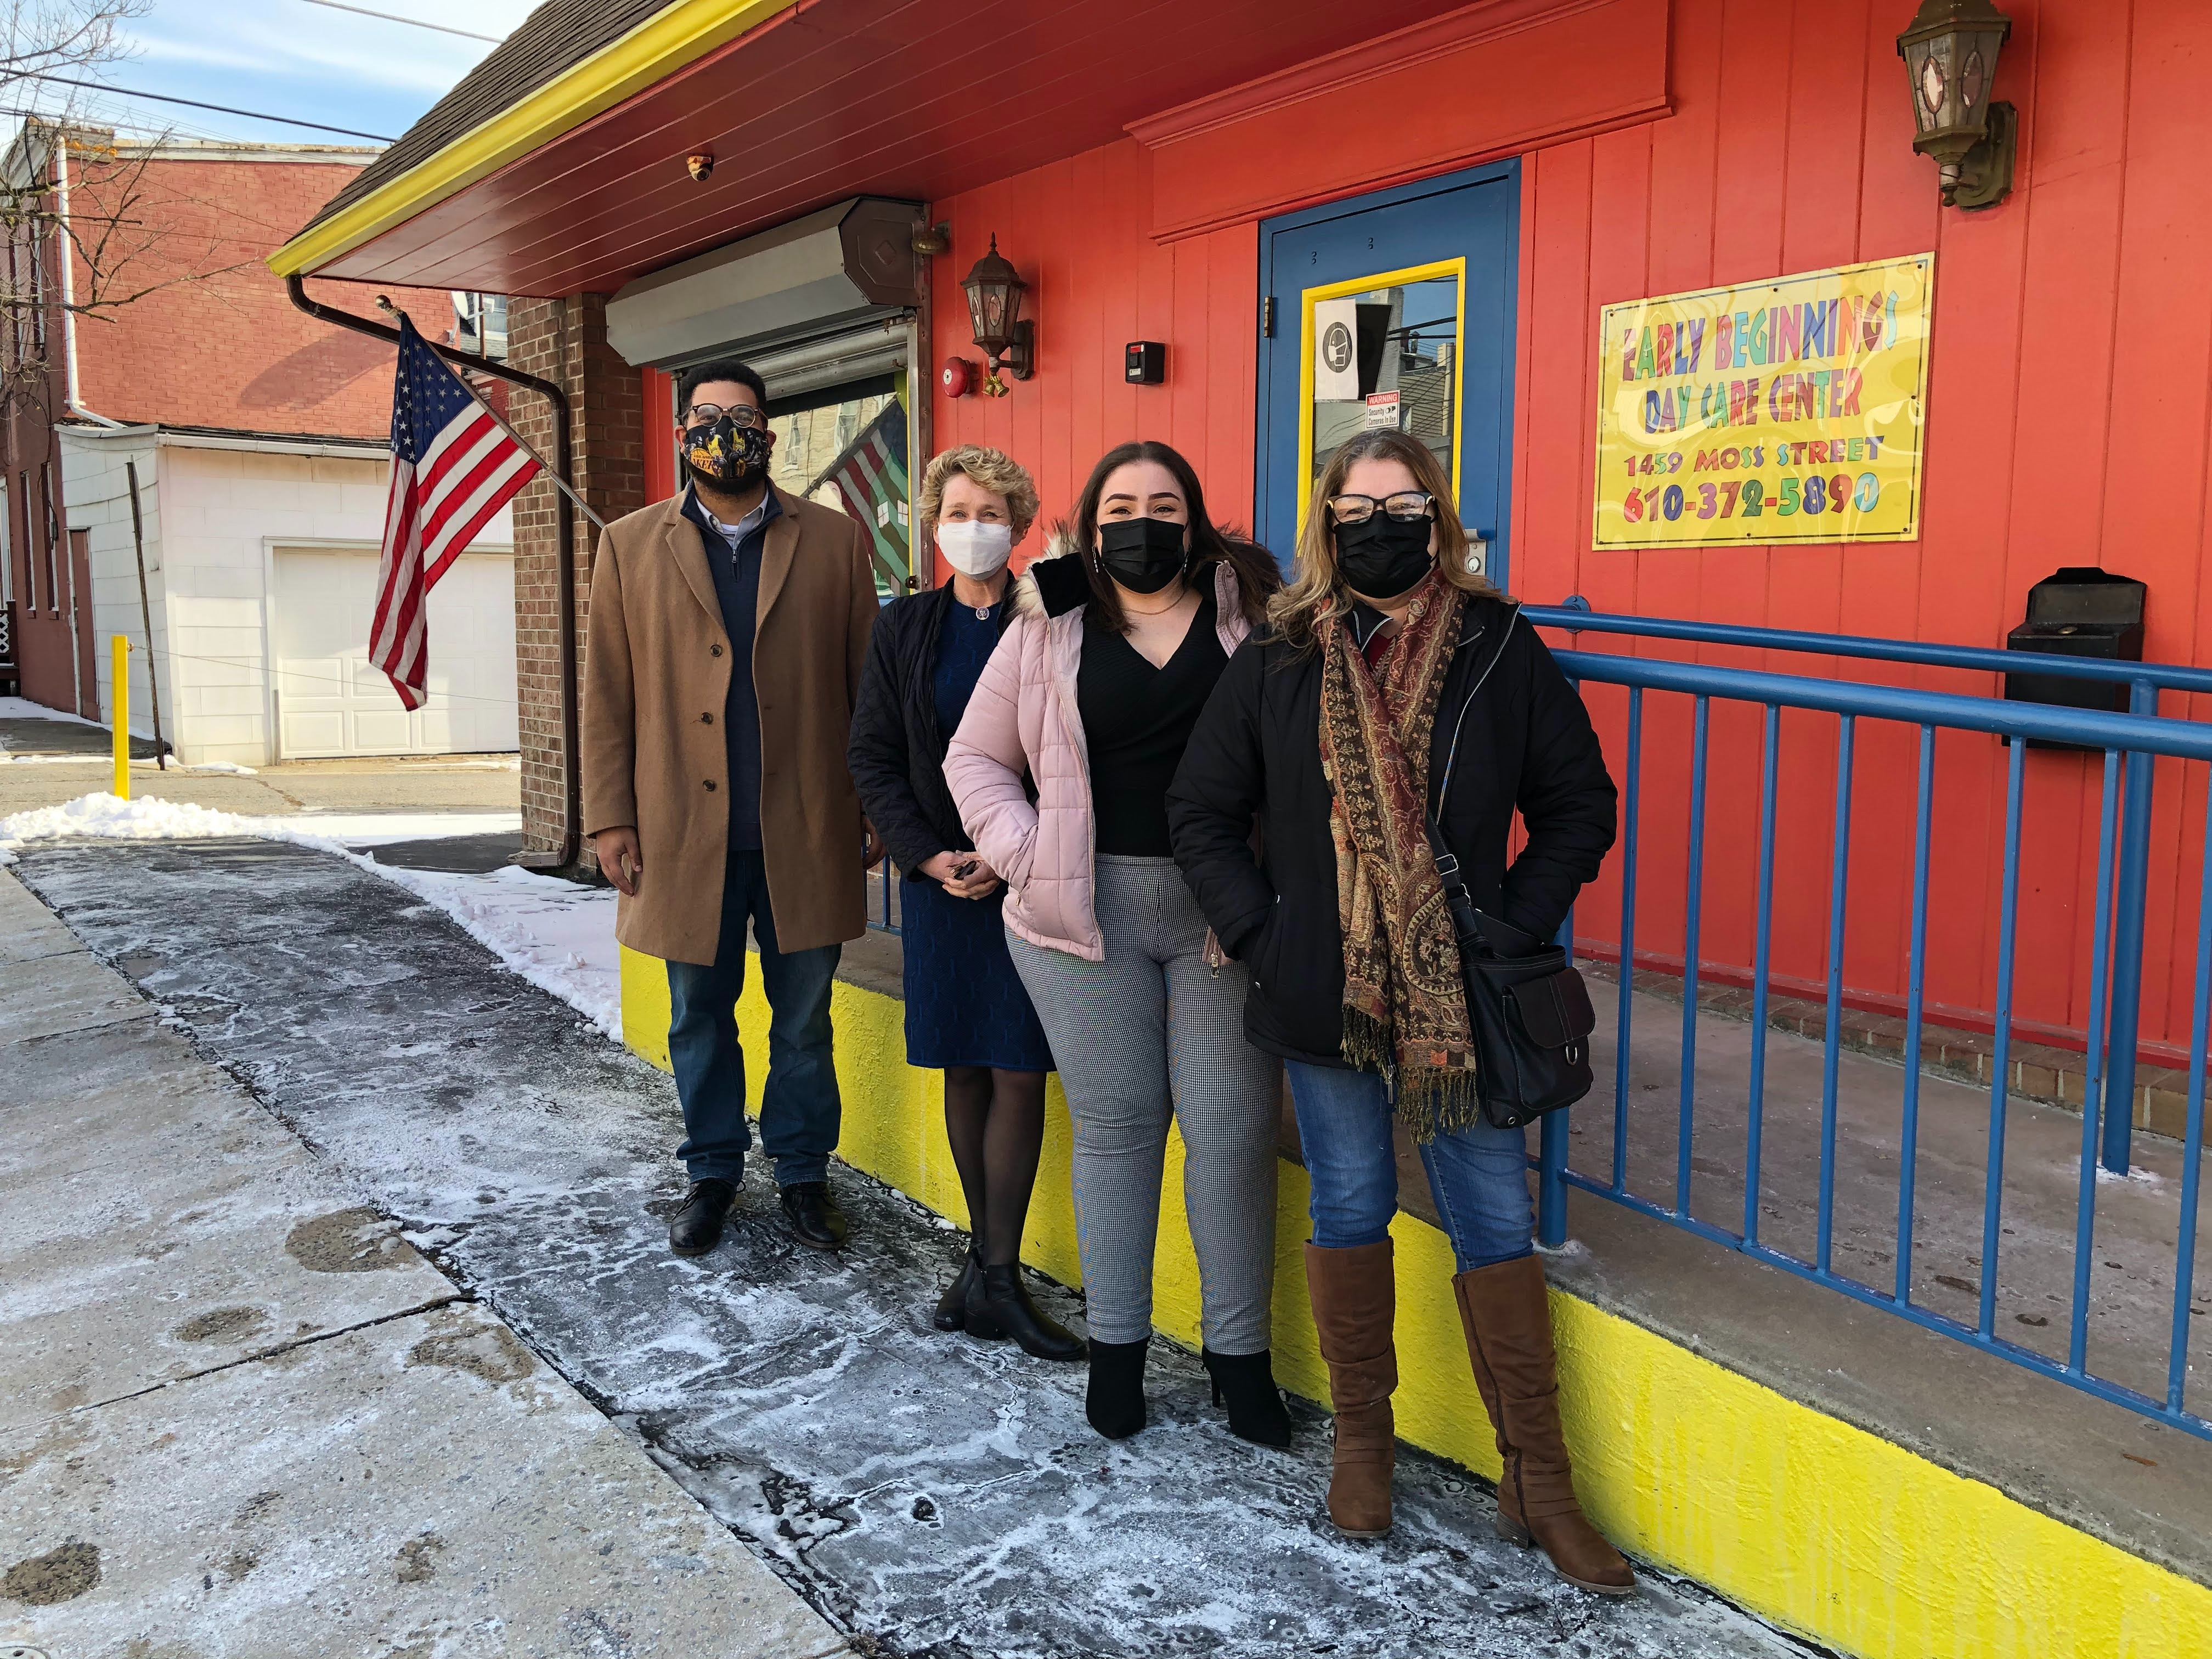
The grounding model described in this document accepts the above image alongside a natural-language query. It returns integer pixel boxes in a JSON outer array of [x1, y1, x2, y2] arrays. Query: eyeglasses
[[1327, 490, 1436, 525], [684, 403, 766, 428]]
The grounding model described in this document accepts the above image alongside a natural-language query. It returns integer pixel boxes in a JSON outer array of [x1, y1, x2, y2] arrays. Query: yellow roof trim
[[267, 0, 802, 279]]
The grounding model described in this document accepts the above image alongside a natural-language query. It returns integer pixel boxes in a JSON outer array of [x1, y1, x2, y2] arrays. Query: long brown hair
[[1269, 428, 1501, 652], [1061, 440, 1280, 633]]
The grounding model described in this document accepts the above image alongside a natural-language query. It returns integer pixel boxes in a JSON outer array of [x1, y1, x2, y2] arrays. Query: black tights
[[942, 1066, 1048, 1267]]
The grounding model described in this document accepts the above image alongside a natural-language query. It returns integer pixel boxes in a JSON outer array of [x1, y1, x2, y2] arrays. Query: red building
[[267, 5, 2212, 1648], [1, 126, 516, 759]]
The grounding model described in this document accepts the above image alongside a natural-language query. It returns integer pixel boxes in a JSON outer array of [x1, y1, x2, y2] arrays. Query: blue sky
[[18, 0, 544, 149]]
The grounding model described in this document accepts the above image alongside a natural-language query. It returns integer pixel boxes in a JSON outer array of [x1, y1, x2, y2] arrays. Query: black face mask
[[1334, 512, 1435, 602], [1096, 517, 1188, 595], [682, 414, 771, 490]]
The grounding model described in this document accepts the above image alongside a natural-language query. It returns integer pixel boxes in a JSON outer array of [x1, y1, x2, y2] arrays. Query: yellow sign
[[1593, 254, 1932, 548]]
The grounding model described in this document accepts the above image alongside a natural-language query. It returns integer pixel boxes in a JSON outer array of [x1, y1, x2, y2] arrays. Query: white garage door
[[273, 546, 518, 758]]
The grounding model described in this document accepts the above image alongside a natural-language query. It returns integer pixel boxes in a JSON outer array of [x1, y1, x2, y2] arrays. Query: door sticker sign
[[1314, 297, 1361, 402], [1593, 254, 1932, 548]]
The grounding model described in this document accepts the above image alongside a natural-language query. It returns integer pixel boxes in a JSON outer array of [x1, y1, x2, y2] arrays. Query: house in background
[[0, 123, 517, 764]]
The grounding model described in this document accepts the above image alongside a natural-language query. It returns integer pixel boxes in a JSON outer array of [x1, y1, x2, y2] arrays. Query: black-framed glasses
[[684, 403, 766, 428], [1327, 490, 1435, 525]]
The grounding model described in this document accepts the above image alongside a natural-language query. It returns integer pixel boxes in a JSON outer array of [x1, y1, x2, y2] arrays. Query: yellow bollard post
[[111, 634, 130, 801]]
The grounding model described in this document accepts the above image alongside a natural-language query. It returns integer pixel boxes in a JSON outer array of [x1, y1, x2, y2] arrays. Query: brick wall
[[64, 150, 456, 437], [507, 295, 648, 862]]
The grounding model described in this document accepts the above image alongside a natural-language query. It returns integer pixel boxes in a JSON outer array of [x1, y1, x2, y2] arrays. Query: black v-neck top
[[1079, 591, 1228, 856]]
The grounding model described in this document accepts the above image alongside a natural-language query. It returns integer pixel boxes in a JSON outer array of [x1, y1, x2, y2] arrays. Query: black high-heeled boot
[[1202, 1347, 1294, 1447], [1086, 1336, 1150, 1439], [965, 1263, 1085, 1361], [934, 1247, 981, 1333]]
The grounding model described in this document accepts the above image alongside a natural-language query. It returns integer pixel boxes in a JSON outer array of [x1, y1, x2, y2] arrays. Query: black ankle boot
[[1201, 1348, 1294, 1448], [1087, 1336, 1150, 1440], [934, 1247, 981, 1332], [967, 1264, 1085, 1361]]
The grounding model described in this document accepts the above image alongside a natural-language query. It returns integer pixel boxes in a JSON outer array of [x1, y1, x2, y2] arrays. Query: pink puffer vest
[[943, 549, 1252, 961]]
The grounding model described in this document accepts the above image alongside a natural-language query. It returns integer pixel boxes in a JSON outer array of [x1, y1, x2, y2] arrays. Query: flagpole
[[376, 296, 612, 537]]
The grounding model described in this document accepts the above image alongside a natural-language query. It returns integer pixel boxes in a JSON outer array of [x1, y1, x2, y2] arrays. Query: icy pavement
[[13, 839, 1814, 1659]]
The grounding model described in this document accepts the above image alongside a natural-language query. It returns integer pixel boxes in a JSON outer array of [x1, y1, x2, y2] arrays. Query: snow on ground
[[0, 694, 101, 724], [0, 792, 618, 1038]]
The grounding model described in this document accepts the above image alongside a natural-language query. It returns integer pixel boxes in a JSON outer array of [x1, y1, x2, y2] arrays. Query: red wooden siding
[[740, 0, 2205, 1057], [1509, 0, 2212, 1054], [927, 141, 1259, 580]]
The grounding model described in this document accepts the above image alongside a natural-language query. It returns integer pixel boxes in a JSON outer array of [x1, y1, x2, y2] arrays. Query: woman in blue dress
[[848, 445, 1079, 1360]]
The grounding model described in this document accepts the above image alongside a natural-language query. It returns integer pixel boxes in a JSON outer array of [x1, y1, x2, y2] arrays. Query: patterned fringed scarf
[[1318, 578, 1481, 1140]]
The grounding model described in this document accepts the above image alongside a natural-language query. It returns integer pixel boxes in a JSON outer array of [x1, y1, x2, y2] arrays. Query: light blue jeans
[[1284, 1060, 1533, 1273]]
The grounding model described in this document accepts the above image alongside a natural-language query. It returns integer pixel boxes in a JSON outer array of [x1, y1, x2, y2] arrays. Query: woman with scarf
[[848, 445, 1080, 1361], [943, 440, 1289, 1446], [1164, 428, 1627, 1592]]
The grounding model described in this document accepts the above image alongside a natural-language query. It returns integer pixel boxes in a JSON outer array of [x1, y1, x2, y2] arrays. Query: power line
[[292, 0, 505, 43], [15, 72, 396, 142]]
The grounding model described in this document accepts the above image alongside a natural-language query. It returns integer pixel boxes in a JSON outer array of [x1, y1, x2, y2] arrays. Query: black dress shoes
[[1201, 1347, 1295, 1447], [779, 1181, 848, 1250], [963, 1263, 1086, 1361], [1086, 1335, 1150, 1439], [669, 1178, 737, 1257], [935, 1247, 982, 1331]]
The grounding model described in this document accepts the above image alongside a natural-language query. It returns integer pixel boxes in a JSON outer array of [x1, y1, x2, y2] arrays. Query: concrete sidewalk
[[0, 868, 844, 1659], [8, 838, 1809, 1659]]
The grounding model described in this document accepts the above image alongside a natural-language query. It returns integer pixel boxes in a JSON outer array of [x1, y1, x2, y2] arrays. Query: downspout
[[52, 136, 121, 428], [285, 274, 584, 876]]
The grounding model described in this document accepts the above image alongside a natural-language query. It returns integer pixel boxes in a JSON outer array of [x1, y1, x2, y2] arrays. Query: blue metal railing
[[868, 860, 902, 934], [1532, 624, 2212, 1440], [1528, 602, 2212, 1178]]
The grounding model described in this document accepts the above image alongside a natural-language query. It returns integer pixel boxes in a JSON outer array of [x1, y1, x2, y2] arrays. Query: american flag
[[371, 317, 539, 709]]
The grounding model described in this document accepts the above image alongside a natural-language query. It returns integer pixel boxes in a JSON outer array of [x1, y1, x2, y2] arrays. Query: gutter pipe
[[284, 273, 584, 876]]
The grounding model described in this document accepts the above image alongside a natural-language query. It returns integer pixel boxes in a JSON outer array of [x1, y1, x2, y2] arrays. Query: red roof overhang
[[302, 0, 1468, 295]]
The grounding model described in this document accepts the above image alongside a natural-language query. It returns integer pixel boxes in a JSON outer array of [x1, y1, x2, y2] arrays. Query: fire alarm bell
[[941, 357, 976, 398], [1125, 341, 1165, 385]]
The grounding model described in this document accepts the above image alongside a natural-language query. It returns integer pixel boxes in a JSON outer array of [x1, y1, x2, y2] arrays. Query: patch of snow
[[0, 752, 106, 764], [184, 759, 258, 775], [2095, 1164, 2165, 1188], [1, 793, 615, 1037], [0, 695, 101, 725]]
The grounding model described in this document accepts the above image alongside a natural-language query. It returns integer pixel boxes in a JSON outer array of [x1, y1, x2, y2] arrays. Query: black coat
[[848, 583, 1012, 877], [1165, 597, 1617, 1068]]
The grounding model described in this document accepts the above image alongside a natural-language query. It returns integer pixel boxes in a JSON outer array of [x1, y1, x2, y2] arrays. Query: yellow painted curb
[[622, 943, 2212, 1659], [268, 0, 800, 278]]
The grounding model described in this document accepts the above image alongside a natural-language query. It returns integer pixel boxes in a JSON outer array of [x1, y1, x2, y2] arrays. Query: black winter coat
[[1165, 597, 1617, 1068], [848, 584, 1013, 877]]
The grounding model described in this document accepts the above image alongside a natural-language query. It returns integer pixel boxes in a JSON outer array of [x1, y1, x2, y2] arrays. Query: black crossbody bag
[[1422, 607, 1598, 1130]]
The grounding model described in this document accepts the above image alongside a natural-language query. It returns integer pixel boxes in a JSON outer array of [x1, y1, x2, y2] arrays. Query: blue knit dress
[[900, 600, 1055, 1073]]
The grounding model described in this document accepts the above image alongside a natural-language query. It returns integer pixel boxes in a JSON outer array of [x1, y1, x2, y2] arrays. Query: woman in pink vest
[[944, 441, 1285, 1446]]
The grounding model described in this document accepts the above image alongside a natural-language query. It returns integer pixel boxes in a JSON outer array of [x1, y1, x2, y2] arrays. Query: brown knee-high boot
[[1454, 1254, 1635, 1594], [1304, 1239, 1396, 1538]]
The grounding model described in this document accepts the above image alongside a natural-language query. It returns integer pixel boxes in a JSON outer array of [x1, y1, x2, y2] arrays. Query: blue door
[[1256, 160, 1520, 585]]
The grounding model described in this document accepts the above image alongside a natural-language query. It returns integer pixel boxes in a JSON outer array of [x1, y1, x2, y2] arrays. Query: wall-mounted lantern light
[[1896, 0, 2015, 210], [961, 234, 1034, 397]]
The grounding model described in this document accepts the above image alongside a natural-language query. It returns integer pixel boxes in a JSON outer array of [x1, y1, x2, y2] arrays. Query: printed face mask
[[1334, 512, 1435, 601], [1096, 516, 1188, 595], [682, 414, 771, 489], [937, 518, 1014, 579]]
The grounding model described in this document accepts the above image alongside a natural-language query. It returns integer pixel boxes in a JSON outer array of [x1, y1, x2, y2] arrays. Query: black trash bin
[[2004, 567, 2146, 748]]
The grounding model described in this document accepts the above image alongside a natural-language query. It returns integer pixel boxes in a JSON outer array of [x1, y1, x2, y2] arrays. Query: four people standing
[[589, 374, 1629, 1589]]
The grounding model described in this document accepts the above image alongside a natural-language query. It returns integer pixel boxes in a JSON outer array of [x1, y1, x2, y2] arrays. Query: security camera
[[686, 152, 714, 183]]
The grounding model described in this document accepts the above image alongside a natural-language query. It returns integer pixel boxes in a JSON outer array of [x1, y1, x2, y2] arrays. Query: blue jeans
[[1285, 1059, 1533, 1273], [666, 849, 842, 1188]]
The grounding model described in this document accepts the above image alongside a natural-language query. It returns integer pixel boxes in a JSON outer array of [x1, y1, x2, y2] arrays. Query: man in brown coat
[[584, 359, 884, 1258]]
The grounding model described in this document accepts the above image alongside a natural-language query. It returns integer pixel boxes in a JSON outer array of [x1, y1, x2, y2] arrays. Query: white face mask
[[937, 518, 1014, 579]]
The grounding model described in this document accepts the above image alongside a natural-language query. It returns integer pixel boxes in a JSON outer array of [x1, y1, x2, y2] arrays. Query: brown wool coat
[[582, 488, 878, 965]]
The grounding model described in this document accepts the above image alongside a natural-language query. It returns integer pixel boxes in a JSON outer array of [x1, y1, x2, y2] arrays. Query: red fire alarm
[[941, 357, 976, 398]]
